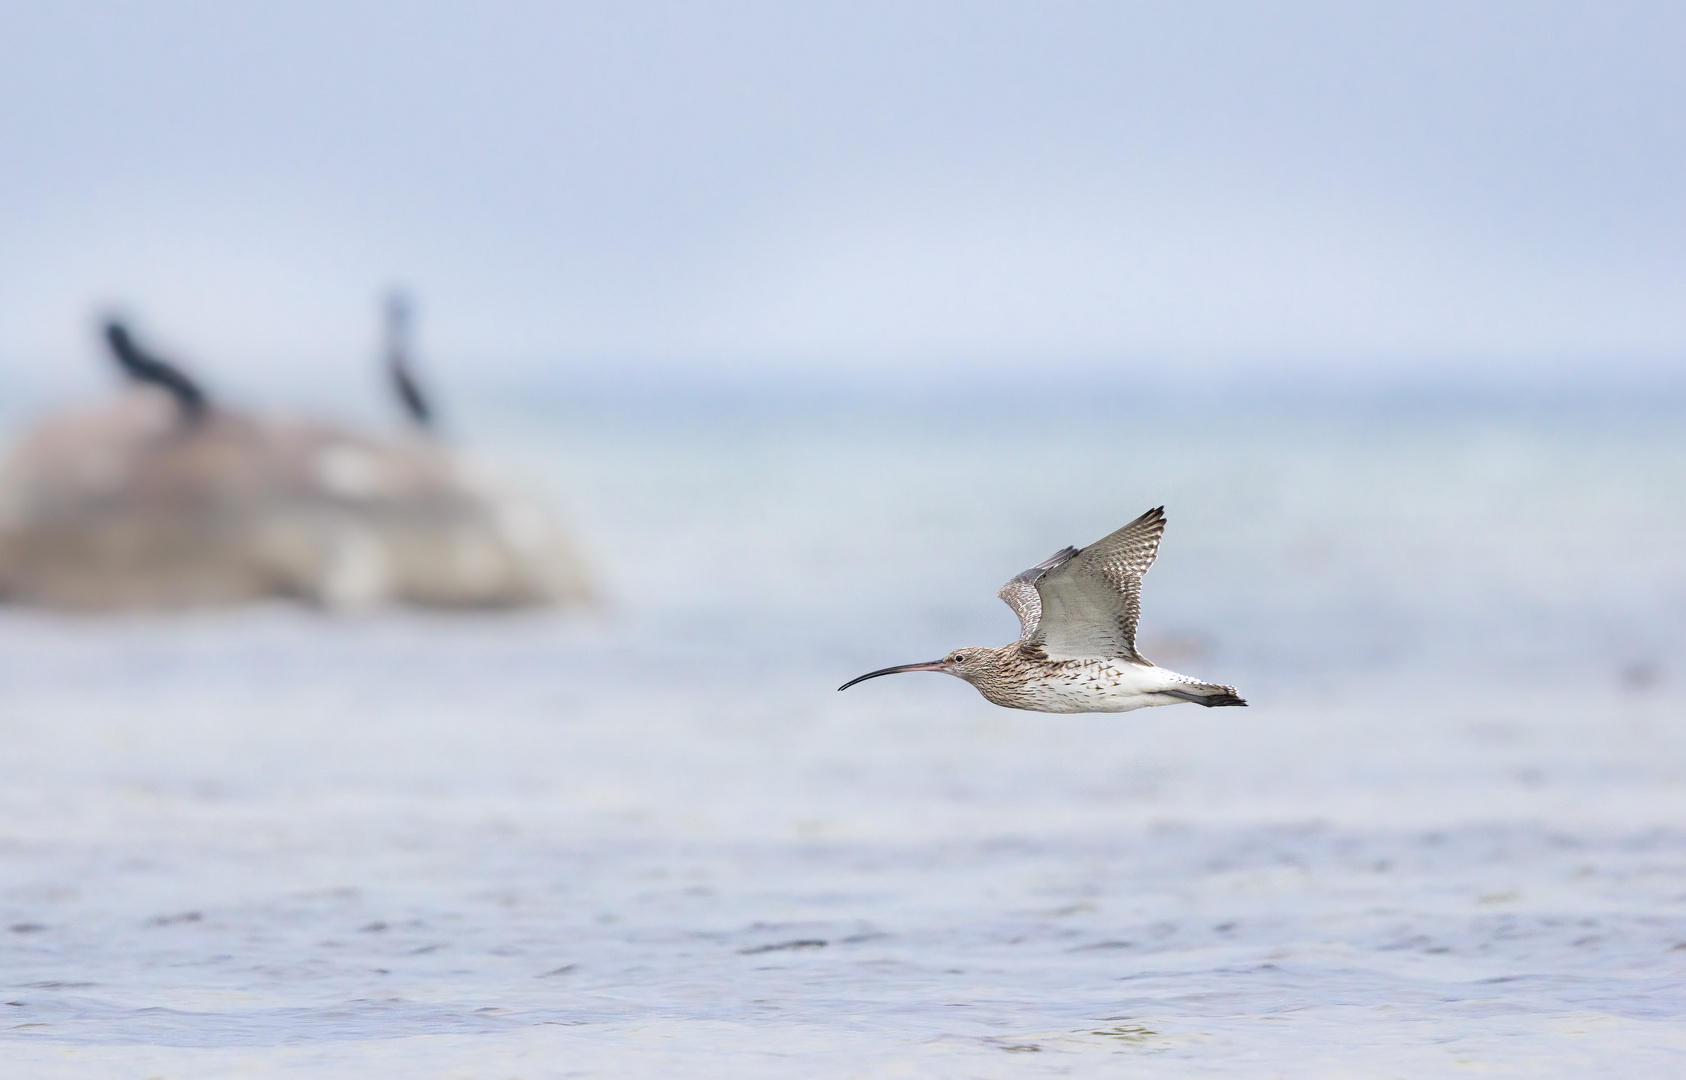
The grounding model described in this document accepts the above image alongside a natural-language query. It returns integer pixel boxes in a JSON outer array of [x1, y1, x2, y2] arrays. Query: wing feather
[[1029, 507, 1166, 663], [997, 546, 1079, 641]]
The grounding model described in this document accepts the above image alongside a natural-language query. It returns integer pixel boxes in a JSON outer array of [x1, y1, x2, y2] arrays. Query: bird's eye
[[950, 652, 965, 663]]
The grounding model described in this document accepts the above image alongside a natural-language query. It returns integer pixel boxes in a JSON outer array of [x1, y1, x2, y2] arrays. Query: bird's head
[[838, 647, 992, 691]]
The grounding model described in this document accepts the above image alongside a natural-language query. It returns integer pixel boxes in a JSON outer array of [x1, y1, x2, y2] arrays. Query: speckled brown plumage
[[840, 506, 1245, 714]]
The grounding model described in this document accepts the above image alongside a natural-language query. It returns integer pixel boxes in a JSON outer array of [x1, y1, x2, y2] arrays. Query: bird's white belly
[[1005, 660, 1191, 714]]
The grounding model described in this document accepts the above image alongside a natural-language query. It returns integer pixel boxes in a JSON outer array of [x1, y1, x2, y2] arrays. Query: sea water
[[2, 383, 1684, 1077]]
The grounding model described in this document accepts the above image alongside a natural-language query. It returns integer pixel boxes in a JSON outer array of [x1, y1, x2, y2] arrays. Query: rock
[[0, 389, 591, 610]]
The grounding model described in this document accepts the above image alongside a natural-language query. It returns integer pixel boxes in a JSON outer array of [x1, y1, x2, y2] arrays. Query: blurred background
[[3, 3, 1685, 1075], [4, 1, 1684, 400]]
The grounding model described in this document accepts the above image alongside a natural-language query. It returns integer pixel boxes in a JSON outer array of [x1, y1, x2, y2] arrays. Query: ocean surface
[[3, 383, 1685, 1077]]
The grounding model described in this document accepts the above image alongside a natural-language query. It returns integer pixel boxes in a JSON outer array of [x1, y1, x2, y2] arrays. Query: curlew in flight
[[839, 507, 1246, 712]]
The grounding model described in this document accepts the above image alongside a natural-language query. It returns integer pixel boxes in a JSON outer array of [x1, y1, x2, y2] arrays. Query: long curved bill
[[837, 660, 947, 691]]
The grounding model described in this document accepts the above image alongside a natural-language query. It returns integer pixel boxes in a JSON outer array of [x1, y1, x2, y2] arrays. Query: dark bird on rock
[[103, 320, 208, 425], [384, 291, 434, 430]]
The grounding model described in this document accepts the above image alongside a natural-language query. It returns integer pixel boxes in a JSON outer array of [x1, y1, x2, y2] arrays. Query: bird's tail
[[1161, 682, 1248, 708]]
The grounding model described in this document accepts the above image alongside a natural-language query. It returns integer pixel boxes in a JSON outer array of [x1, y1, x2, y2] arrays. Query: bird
[[838, 507, 1246, 713], [102, 319, 209, 425], [383, 291, 435, 430]]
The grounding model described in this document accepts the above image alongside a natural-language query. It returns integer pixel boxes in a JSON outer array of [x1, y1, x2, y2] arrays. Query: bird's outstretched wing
[[997, 546, 1079, 641], [1024, 506, 1166, 663]]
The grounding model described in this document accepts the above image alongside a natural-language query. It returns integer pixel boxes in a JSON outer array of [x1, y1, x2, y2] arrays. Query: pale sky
[[2, 1, 1682, 397]]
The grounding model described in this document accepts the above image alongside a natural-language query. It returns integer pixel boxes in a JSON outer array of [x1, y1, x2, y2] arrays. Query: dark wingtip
[[1160, 685, 1247, 708]]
